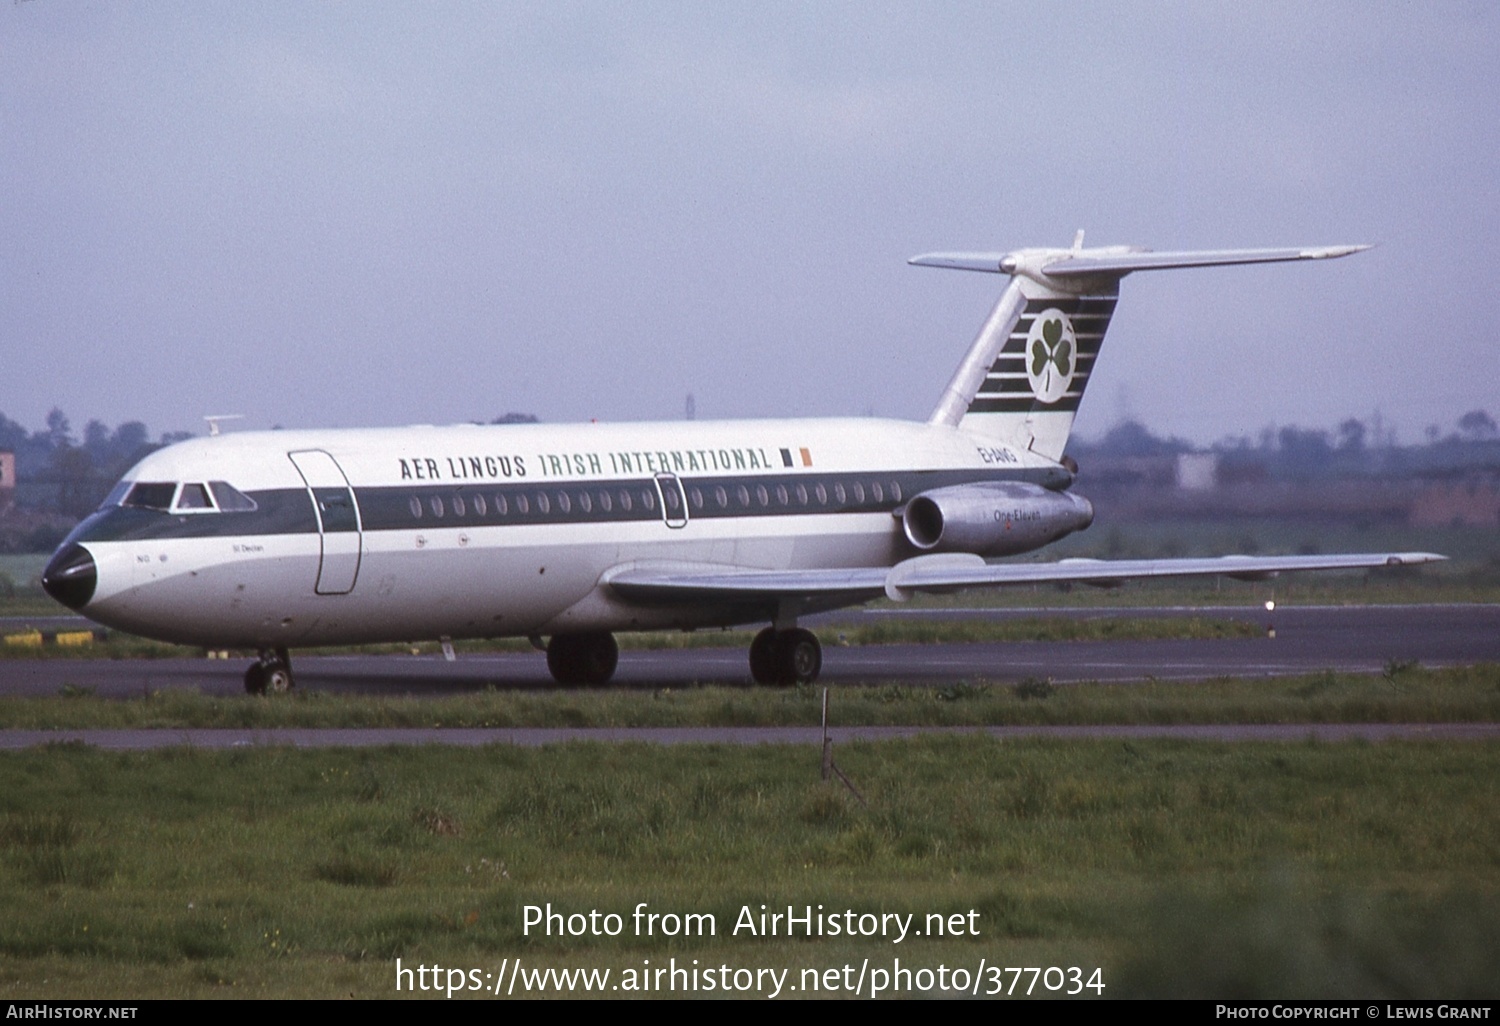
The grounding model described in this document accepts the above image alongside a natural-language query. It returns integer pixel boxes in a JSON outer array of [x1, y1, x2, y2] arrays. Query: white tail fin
[[914, 241, 1371, 462]]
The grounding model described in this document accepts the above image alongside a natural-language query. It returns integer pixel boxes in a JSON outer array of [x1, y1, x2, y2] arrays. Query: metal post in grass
[[821, 687, 866, 807], [821, 688, 832, 781]]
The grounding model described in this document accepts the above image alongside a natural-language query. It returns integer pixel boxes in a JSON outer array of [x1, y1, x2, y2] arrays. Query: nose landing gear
[[244, 648, 294, 695]]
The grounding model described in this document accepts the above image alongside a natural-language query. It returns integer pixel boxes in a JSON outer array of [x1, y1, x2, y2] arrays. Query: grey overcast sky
[[3, 2, 1496, 445]]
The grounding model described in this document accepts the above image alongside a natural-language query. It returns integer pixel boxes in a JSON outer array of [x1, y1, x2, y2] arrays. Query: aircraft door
[[287, 450, 363, 595], [654, 473, 689, 529]]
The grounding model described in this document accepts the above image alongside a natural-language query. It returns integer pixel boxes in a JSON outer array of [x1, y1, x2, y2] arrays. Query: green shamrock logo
[[1030, 318, 1073, 378], [1024, 309, 1077, 404]]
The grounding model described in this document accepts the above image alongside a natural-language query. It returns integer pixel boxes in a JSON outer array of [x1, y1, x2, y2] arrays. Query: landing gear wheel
[[546, 632, 619, 686], [749, 627, 779, 685], [263, 663, 293, 694], [775, 628, 822, 685], [244, 663, 267, 695], [748, 627, 822, 686], [244, 650, 294, 695]]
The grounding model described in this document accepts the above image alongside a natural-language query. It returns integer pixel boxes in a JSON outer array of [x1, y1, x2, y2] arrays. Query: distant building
[[1175, 452, 1219, 491]]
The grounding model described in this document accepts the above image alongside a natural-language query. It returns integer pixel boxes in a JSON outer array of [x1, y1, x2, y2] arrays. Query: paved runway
[[2, 603, 1497, 698]]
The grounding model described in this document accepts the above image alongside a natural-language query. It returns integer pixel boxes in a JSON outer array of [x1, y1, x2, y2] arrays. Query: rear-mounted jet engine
[[901, 482, 1094, 557]]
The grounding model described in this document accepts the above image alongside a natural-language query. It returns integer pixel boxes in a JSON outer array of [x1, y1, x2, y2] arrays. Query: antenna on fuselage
[[204, 414, 244, 437]]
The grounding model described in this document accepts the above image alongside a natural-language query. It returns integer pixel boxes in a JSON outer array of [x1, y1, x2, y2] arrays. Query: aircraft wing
[[606, 551, 1445, 606]]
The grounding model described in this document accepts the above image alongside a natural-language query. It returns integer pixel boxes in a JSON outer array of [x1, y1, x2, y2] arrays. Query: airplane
[[41, 237, 1443, 693]]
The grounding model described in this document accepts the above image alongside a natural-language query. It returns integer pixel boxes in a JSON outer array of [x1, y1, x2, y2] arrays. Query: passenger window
[[599, 490, 612, 513], [851, 482, 865, 504], [556, 492, 570, 514], [409, 496, 423, 519], [871, 481, 884, 503], [736, 484, 750, 507], [689, 487, 703, 510], [775, 484, 788, 506], [515, 494, 529, 515], [641, 488, 656, 511], [814, 482, 827, 505], [619, 489, 632, 512], [536, 493, 550, 514], [452, 494, 467, 517], [890, 481, 902, 502], [495, 493, 509, 516], [473, 494, 488, 516], [833, 482, 847, 505], [715, 485, 728, 509], [429, 496, 445, 518], [578, 491, 592, 513], [795, 483, 807, 505]]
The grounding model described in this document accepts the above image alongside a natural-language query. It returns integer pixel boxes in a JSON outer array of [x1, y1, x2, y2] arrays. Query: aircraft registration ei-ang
[[42, 237, 1443, 692]]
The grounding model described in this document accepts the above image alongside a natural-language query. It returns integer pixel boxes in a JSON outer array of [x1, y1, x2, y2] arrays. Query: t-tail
[[914, 235, 1371, 462]]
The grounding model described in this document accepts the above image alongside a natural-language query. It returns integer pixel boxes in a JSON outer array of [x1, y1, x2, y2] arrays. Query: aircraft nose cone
[[42, 544, 97, 610]]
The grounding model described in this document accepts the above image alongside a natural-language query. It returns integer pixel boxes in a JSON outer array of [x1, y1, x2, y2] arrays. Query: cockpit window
[[177, 483, 212, 509], [102, 481, 132, 508], [121, 482, 177, 511], [115, 480, 258, 514], [209, 481, 257, 512]]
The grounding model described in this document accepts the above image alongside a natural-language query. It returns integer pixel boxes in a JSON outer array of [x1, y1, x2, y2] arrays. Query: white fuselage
[[50, 417, 1073, 648]]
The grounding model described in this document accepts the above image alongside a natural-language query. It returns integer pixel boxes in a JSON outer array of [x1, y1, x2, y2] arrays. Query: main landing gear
[[749, 627, 822, 686], [244, 648, 293, 695], [546, 632, 620, 686], [543, 627, 822, 687]]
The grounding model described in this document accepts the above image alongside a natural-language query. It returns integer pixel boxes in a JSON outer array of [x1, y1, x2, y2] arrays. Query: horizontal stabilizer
[[1041, 245, 1372, 277], [908, 245, 1371, 278]]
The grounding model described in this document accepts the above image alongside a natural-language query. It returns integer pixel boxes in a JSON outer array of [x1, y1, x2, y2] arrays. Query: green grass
[[0, 738, 1495, 998], [5, 664, 1500, 730]]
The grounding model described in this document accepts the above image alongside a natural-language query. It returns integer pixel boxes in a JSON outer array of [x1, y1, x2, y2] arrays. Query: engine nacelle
[[901, 482, 1094, 557]]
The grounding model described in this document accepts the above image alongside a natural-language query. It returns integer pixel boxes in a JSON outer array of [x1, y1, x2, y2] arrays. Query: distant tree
[[83, 419, 110, 454], [491, 412, 540, 425], [0, 412, 27, 453], [1336, 418, 1367, 453], [50, 445, 98, 518], [1276, 426, 1333, 480], [1090, 419, 1190, 457], [1457, 409, 1498, 442], [42, 408, 72, 449], [113, 421, 150, 456]]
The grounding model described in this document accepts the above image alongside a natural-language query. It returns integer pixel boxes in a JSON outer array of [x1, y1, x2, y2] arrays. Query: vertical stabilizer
[[912, 241, 1370, 463]]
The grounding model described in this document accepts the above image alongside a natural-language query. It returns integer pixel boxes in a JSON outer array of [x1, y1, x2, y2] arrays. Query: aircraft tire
[[774, 628, 821, 686], [264, 662, 294, 694], [246, 653, 294, 695], [547, 632, 618, 686], [748, 627, 779, 685], [244, 663, 266, 695]]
